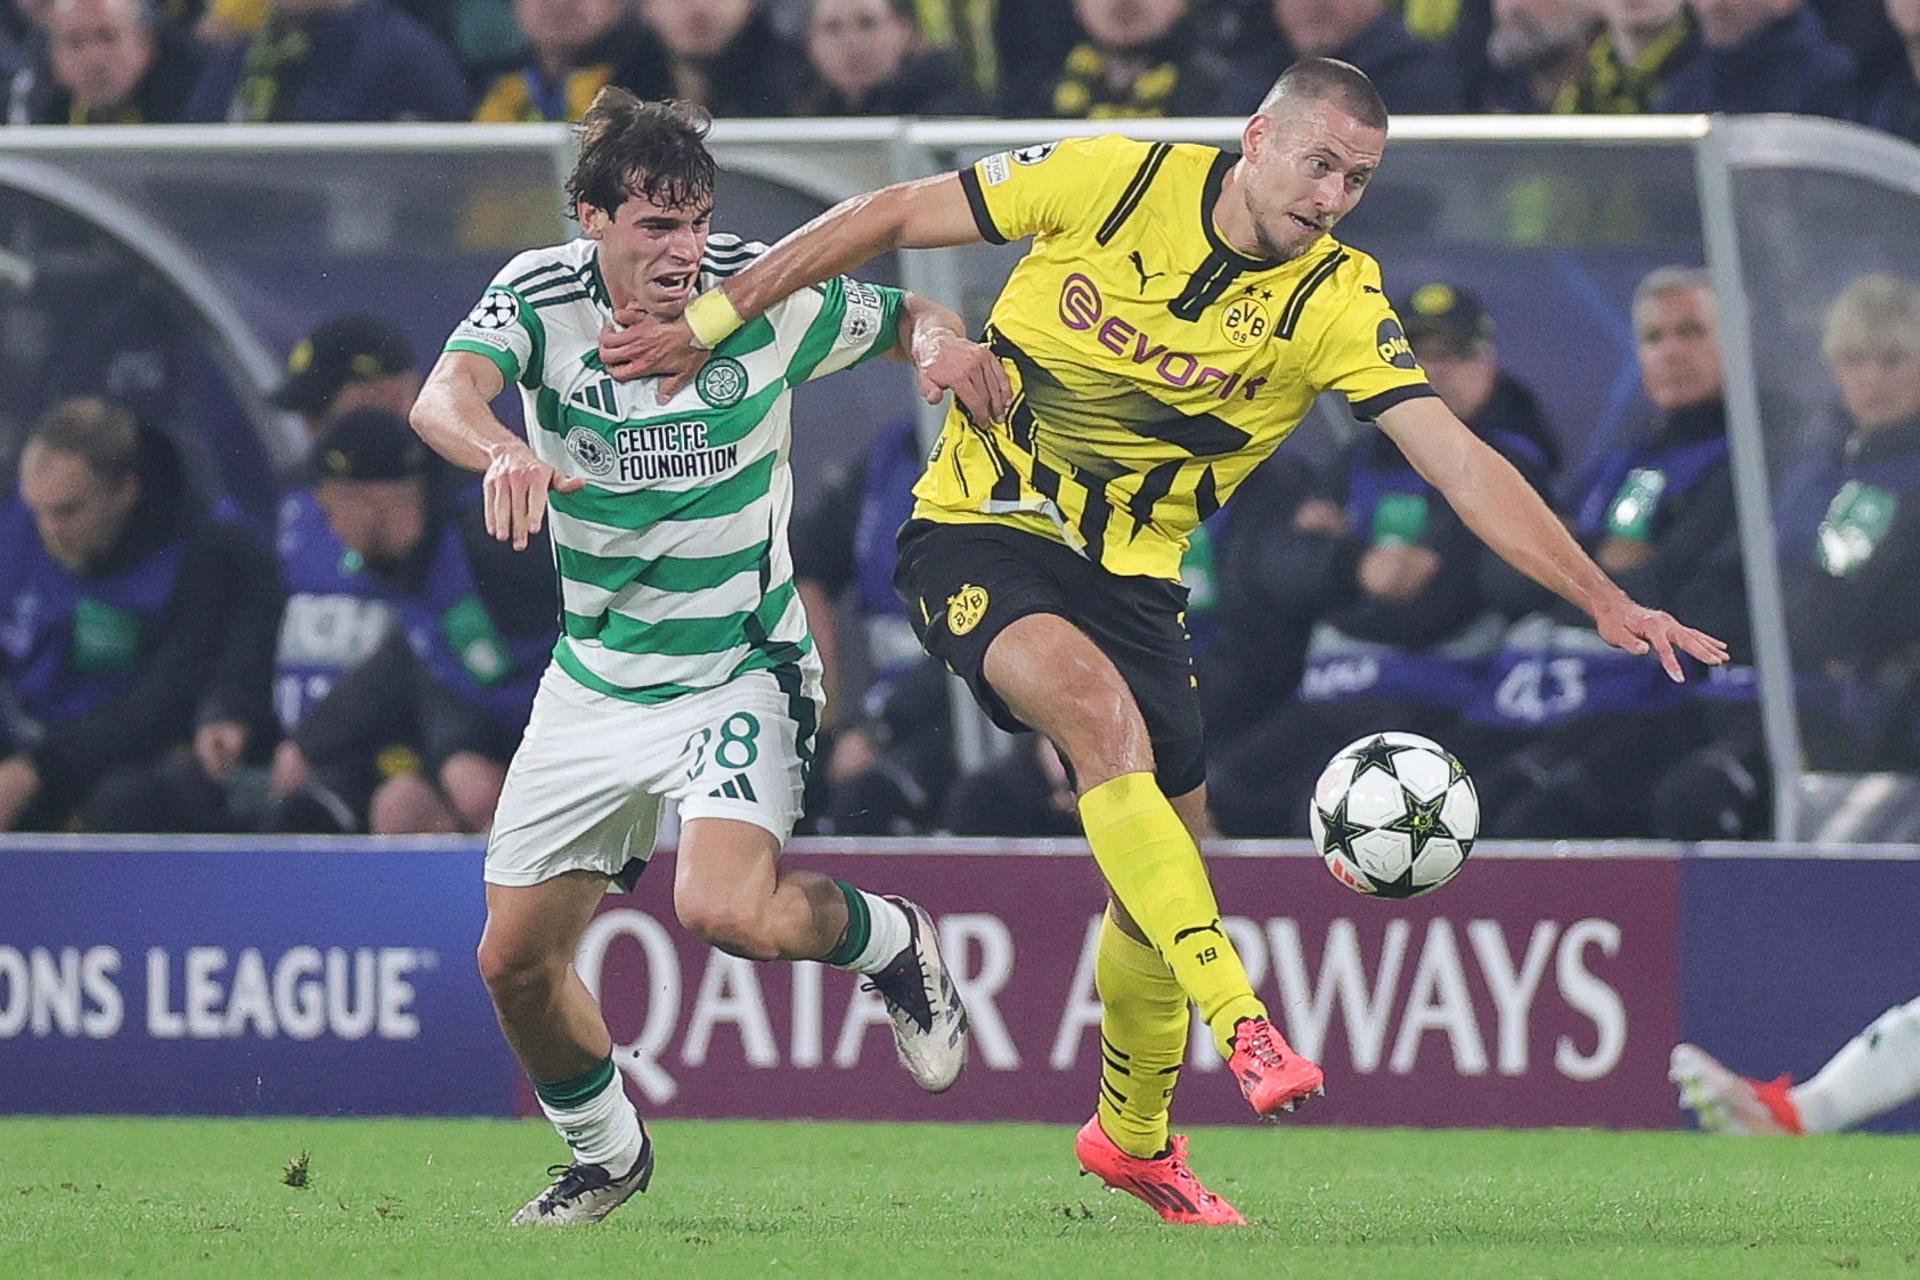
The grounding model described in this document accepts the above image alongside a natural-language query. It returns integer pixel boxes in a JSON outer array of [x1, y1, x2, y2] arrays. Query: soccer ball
[[1310, 732, 1478, 899]]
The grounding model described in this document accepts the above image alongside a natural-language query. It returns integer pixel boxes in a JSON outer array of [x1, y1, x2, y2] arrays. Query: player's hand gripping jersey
[[936, 134, 1435, 580], [444, 235, 904, 703]]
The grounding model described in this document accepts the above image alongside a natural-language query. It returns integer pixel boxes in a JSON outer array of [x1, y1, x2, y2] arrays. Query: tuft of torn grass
[[281, 1152, 312, 1191]]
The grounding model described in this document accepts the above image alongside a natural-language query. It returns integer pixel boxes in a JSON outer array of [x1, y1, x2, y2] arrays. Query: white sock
[[534, 1058, 645, 1171], [1790, 996, 1920, 1134], [828, 884, 914, 975]]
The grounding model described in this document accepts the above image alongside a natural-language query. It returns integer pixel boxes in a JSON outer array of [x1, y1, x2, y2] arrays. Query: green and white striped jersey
[[444, 234, 905, 702]]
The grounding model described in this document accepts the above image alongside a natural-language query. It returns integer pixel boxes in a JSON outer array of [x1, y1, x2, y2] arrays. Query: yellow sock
[[1078, 772, 1266, 1057], [1094, 909, 1188, 1159]]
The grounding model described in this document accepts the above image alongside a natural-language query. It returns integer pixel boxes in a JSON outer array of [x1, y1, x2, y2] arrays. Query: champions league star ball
[[1310, 732, 1478, 899]]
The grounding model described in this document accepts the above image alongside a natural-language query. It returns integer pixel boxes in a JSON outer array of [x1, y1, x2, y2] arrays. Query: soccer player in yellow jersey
[[598, 58, 1729, 1225]]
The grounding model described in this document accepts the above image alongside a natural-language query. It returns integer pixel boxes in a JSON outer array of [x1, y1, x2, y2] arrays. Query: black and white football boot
[[865, 896, 970, 1092], [510, 1125, 654, 1226]]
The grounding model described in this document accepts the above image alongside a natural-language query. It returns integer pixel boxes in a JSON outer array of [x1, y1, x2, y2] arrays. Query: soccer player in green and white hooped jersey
[[410, 88, 1008, 1227]]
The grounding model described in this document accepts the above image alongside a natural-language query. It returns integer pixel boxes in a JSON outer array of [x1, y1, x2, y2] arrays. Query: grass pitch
[[3, 1118, 1917, 1278]]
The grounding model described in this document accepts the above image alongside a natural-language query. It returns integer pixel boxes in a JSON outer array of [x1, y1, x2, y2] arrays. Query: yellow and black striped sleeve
[[955, 134, 1145, 245], [1305, 258, 1437, 420]]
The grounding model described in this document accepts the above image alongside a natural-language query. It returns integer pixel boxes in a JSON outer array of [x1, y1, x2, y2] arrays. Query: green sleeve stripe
[[548, 453, 775, 529], [557, 540, 769, 593], [785, 278, 846, 385], [871, 284, 907, 358], [563, 581, 798, 657], [495, 286, 545, 388], [444, 339, 519, 385]]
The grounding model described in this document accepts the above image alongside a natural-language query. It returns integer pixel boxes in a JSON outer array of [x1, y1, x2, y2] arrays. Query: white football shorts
[[485, 661, 822, 888]]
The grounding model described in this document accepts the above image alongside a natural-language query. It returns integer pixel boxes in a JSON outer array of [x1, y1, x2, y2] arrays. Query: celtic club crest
[[696, 357, 748, 408]]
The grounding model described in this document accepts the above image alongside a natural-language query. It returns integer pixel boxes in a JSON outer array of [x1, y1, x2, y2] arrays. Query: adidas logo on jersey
[[709, 774, 758, 802], [571, 377, 620, 414]]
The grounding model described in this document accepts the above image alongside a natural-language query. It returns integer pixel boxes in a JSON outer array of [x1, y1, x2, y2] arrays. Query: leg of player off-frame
[[984, 614, 1323, 1119], [673, 816, 968, 1091], [478, 870, 653, 1224]]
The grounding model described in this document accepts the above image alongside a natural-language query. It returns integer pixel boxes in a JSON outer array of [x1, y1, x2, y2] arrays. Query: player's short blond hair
[[1821, 273, 1920, 362]]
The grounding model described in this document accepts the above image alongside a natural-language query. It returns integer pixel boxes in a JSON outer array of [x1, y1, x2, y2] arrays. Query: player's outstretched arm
[[410, 350, 585, 551], [893, 291, 1011, 426], [1375, 396, 1730, 681], [601, 173, 985, 390]]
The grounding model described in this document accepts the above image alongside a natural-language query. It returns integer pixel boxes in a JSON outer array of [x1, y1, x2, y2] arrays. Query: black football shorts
[[892, 518, 1207, 798]]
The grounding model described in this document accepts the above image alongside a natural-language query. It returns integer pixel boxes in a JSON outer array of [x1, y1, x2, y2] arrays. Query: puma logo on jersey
[[710, 774, 758, 802], [1172, 920, 1224, 944], [1129, 250, 1165, 292]]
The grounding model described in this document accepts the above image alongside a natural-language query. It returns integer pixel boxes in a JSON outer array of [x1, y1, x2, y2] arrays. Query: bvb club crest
[[696, 356, 748, 408], [1220, 295, 1272, 347], [946, 584, 990, 636]]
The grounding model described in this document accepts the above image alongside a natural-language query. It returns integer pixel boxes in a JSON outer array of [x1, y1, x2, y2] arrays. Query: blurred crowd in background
[[4, 0, 1920, 843], [1, 0, 1917, 141], [3, 262, 1918, 842]]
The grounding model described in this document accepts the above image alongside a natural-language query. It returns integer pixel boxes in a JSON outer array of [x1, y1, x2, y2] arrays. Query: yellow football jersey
[[920, 133, 1436, 580]]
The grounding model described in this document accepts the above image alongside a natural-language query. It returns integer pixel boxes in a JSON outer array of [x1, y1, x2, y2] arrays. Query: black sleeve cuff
[[956, 167, 1007, 245], [1349, 383, 1438, 421]]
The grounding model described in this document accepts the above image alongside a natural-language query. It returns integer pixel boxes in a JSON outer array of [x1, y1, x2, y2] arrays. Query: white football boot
[[865, 896, 970, 1092], [1670, 1044, 1801, 1134], [511, 1127, 654, 1225]]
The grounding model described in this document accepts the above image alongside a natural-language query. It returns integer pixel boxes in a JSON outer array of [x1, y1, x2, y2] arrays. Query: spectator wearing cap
[[793, 0, 985, 116], [473, 0, 668, 122], [1479, 0, 1601, 109], [1210, 283, 1560, 836], [263, 315, 420, 788], [276, 409, 555, 834], [1004, 0, 1231, 118], [270, 313, 421, 437], [0, 398, 281, 831], [184, 0, 471, 122], [1560, 0, 1699, 112], [1221, 0, 1469, 116], [1654, 0, 1855, 116], [1859, 0, 1920, 142], [5, 0, 201, 124], [637, 0, 801, 116], [1402, 283, 1560, 477]]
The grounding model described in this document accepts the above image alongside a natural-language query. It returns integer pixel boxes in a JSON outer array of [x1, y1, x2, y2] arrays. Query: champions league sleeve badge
[[467, 292, 521, 330]]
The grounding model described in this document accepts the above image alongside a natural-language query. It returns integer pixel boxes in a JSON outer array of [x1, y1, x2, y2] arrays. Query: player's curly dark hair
[[566, 88, 716, 218]]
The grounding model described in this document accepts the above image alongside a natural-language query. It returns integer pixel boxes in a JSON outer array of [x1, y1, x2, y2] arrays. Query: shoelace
[[1158, 1137, 1224, 1208], [860, 944, 935, 1032], [1238, 1024, 1287, 1069], [541, 1162, 610, 1205]]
